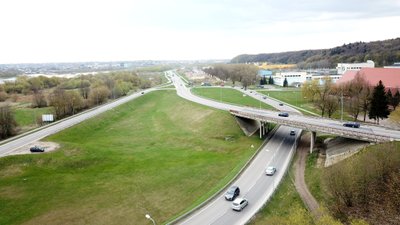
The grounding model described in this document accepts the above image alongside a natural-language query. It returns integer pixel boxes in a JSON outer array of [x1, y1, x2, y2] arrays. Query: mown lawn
[[259, 90, 316, 114], [0, 90, 262, 225], [192, 87, 275, 110]]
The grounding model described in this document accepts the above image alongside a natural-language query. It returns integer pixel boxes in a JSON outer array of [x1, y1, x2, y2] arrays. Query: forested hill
[[231, 38, 400, 68]]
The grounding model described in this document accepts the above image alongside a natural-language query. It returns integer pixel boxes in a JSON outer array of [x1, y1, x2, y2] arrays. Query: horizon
[[1, 0, 400, 64]]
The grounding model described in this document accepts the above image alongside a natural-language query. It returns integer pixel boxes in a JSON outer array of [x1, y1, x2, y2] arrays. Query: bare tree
[[0, 105, 17, 139], [326, 95, 339, 118], [32, 91, 47, 108], [314, 77, 334, 117]]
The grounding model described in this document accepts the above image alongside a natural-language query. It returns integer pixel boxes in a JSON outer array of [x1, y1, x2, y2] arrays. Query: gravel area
[[3, 141, 60, 157]]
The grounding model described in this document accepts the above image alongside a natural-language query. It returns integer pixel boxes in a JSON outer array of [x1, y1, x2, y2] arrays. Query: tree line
[[231, 38, 400, 68], [202, 64, 259, 89], [0, 71, 159, 140], [302, 73, 399, 123]]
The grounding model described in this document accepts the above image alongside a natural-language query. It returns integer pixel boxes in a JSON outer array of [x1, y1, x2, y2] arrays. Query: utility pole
[[341, 89, 343, 121]]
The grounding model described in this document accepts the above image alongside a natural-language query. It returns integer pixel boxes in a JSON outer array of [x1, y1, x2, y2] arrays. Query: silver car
[[265, 166, 276, 176], [231, 198, 248, 211]]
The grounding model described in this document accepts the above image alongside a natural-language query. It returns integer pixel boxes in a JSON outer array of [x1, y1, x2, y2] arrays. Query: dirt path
[[294, 133, 322, 220]]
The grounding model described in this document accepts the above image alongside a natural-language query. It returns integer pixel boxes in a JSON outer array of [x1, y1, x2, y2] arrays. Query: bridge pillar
[[262, 122, 265, 136], [259, 121, 263, 139], [310, 131, 316, 153]]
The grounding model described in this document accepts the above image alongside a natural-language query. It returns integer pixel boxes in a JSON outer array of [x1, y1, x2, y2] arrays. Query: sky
[[1, 0, 400, 63]]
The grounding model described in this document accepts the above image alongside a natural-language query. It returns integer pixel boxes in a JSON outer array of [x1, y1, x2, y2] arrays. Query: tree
[[390, 89, 400, 111], [387, 89, 393, 110], [314, 77, 334, 117], [65, 91, 84, 115], [369, 80, 390, 124], [89, 86, 110, 106], [79, 78, 91, 99], [301, 79, 319, 102], [268, 76, 274, 85], [283, 77, 288, 87], [326, 95, 339, 118], [360, 85, 371, 122], [0, 105, 17, 139], [48, 88, 69, 119], [32, 91, 47, 108]]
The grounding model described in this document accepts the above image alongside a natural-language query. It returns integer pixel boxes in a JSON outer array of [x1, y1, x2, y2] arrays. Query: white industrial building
[[336, 60, 375, 74], [274, 70, 341, 87], [274, 71, 311, 86]]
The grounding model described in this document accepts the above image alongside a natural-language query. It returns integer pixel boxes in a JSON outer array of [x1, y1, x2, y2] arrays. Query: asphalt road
[[168, 71, 299, 225]]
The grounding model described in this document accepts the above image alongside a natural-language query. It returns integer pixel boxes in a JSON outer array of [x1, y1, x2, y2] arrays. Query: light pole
[[145, 214, 156, 225], [340, 88, 344, 121]]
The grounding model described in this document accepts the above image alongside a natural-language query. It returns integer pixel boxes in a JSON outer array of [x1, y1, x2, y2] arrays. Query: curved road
[[168, 71, 299, 225]]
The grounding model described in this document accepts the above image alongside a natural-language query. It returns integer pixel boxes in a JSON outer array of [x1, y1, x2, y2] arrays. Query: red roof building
[[337, 68, 400, 90]]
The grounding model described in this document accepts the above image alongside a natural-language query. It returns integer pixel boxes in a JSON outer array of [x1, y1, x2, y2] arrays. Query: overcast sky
[[1, 0, 400, 63]]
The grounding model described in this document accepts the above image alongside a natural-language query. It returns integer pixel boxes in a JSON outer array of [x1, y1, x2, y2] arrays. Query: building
[[274, 71, 311, 86], [384, 62, 400, 68], [336, 60, 375, 75], [337, 68, 400, 91], [258, 69, 273, 77]]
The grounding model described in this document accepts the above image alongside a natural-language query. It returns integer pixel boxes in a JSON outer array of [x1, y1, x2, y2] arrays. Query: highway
[[169, 70, 400, 224], [169, 71, 299, 225]]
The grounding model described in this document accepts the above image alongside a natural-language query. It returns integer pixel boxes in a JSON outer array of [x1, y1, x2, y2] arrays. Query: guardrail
[[229, 110, 395, 143]]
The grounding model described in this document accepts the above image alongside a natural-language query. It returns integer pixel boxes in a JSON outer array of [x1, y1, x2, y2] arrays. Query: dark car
[[279, 103, 284, 106], [278, 112, 289, 117], [30, 146, 45, 152], [343, 122, 360, 128], [141, 91, 144, 94], [290, 130, 295, 135], [225, 186, 240, 201], [263, 96, 267, 99]]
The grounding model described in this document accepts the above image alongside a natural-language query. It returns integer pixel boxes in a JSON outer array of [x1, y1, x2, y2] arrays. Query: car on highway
[[279, 103, 284, 106], [231, 198, 248, 211], [263, 96, 267, 99], [265, 166, 276, 176], [225, 186, 240, 201], [141, 91, 144, 94], [290, 130, 295, 135], [30, 146, 45, 152], [278, 112, 289, 117], [343, 122, 360, 128]]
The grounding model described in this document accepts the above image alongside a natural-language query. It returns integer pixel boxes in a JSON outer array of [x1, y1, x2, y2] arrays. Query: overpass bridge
[[229, 109, 400, 152]]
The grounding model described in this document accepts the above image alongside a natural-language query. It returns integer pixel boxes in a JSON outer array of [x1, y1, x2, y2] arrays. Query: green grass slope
[[0, 90, 262, 225], [192, 87, 274, 110]]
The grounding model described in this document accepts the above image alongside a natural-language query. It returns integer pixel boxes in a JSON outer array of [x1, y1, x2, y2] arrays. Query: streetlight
[[145, 214, 156, 225]]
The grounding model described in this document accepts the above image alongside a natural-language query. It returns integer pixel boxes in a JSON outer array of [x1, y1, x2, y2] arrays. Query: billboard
[[42, 114, 54, 122]]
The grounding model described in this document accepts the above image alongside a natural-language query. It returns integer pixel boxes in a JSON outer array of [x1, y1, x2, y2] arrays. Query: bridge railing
[[229, 110, 394, 143]]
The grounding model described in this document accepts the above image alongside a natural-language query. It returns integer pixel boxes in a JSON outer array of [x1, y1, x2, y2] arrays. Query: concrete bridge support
[[259, 121, 269, 139], [310, 131, 316, 153]]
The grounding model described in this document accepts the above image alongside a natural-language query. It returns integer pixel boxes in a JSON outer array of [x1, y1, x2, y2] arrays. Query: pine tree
[[368, 80, 390, 124], [268, 76, 274, 85], [283, 78, 288, 87]]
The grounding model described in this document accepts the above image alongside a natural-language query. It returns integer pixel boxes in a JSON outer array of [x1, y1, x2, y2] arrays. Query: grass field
[[0, 90, 262, 225], [14, 107, 53, 127], [258, 90, 316, 114], [192, 87, 275, 110]]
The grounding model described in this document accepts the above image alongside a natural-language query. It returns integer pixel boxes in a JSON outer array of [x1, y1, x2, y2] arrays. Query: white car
[[265, 166, 276, 176], [231, 198, 248, 211]]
